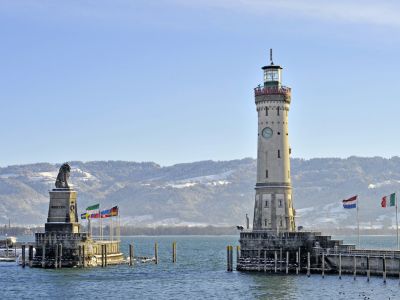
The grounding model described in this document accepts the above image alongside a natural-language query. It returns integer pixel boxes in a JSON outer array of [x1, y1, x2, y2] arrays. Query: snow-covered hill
[[1, 157, 400, 230]]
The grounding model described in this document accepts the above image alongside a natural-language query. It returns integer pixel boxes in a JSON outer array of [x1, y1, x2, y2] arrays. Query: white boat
[[0, 248, 17, 262], [141, 257, 156, 263], [0, 257, 16, 262], [0, 235, 19, 260]]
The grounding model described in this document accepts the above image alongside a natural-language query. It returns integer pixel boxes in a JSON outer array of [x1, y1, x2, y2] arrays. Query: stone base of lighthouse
[[253, 185, 295, 232], [237, 230, 354, 272]]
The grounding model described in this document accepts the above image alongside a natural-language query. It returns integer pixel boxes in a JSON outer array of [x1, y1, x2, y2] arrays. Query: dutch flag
[[342, 195, 357, 209]]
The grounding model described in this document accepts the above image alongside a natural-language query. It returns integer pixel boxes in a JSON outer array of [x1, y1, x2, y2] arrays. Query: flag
[[89, 212, 100, 219], [101, 208, 111, 218], [81, 211, 102, 219], [343, 195, 357, 209], [86, 203, 100, 211], [111, 206, 119, 217], [381, 193, 396, 208], [100, 206, 119, 218]]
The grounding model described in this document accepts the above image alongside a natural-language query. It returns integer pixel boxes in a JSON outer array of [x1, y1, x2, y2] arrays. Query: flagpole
[[100, 202, 103, 241], [111, 216, 113, 242], [118, 214, 120, 241], [396, 193, 399, 250], [357, 195, 360, 248]]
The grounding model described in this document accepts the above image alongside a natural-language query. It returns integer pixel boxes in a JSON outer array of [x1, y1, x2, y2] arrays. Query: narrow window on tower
[[265, 107, 268, 116], [280, 217, 283, 227], [278, 150, 280, 158], [265, 152, 268, 168], [265, 200, 268, 207], [277, 107, 280, 116], [279, 199, 282, 207], [264, 219, 268, 227], [266, 169, 268, 178]]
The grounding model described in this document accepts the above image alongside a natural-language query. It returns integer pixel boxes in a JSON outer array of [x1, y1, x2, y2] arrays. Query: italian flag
[[86, 203, 100, 211], [381, 193, 396, 208]]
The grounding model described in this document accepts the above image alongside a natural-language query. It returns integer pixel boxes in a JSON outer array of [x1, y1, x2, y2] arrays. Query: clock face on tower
[[262, 127, 273, 139]]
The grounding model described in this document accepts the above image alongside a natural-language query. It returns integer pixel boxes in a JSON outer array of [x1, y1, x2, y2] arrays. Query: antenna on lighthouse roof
[[270, 48, 274, 65]]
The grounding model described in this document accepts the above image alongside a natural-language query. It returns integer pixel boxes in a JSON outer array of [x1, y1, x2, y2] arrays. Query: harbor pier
[[234, 231, 400, 278]]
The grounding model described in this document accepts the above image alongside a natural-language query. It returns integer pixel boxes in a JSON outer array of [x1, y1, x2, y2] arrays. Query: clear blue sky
[[1, 0, 399, 167]]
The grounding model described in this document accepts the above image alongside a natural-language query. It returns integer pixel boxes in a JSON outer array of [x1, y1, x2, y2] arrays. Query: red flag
[[381, 196, 387, 208]]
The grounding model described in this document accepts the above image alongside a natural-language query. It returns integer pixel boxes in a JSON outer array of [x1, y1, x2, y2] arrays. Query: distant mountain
[[1, 157, 400, 230]]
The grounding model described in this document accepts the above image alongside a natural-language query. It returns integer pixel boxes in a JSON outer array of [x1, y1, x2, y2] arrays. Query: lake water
[[1, 235, 399, 299]]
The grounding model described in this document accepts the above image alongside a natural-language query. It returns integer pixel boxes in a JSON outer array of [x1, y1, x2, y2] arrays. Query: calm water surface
[[1, 235, 399, 299]]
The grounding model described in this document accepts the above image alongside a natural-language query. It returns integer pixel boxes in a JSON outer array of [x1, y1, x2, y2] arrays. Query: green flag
[[390, 193, 396, 207], [86, 203, 99, 211]]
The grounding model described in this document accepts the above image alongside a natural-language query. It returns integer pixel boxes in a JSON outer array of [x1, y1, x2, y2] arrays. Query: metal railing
[[314, 247, 400, 258], [254, 85, 291, 97]]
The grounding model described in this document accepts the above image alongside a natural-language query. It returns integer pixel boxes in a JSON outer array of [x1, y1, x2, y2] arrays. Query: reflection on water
[[1, 235, 399, 299]]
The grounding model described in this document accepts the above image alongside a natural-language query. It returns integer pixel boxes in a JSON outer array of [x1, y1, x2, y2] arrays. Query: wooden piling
[[227, 245, 233, 272], [129, 244, 134, 266], [21, 245, 26, 268], [54, 244, 58, 269], [296, 251, 299, 275], [101, 244, 105, 267], [307, 252, 310, 277], [58, 244, 62, 269], [274, 251, 277, 273], [229, 246, 233, 272], [339, 253, 342, 279], [82, 245, 86, 268], [236, 245, 240, 269], [263, 251, 266, 272], [367, 255, 370, 282], [353, 255, 356, 280], [383, 255, 386, 283], [78, 245, 82, 268], [298, 247, 301, 271], [322, 252, 325, 278], [279, 248, 283, 272], [28, 245, 33, 267], [286, 251, 289, 274], [104, 244, 108, 267], [41, 244, 46, 268], [172, 242, 177, 263], [154, 242, 159, 265], [175, 242, 177, 263], [227, 246, 231, 272], [174, 242, 177, 263]]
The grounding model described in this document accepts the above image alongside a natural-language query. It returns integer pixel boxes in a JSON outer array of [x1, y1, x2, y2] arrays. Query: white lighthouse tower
[[252, 50, 295, 232]]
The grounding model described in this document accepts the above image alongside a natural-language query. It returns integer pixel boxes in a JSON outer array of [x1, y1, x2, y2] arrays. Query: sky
[[1, 0, 400, 167]]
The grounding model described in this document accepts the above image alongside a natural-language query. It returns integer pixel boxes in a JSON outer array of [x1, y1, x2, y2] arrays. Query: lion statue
[[55, 162, 71, 188]]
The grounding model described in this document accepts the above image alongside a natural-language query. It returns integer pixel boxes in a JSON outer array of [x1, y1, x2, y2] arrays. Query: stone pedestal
[[33, 186, 124, 268], [44, 188, 80, 233]]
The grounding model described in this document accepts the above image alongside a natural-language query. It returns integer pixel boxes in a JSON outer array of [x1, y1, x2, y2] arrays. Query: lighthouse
[[236, 51, 374, 275], [252, 50, 295, 232]]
